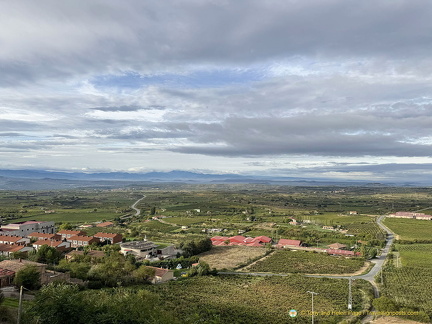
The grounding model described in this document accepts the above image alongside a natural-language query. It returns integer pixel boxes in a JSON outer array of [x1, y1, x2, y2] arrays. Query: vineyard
[[381, 243, 432, 320], [344, 222, 386, 240], [383, 218, 432, 241], [383, 265, 432, 317], [145, 275, 373, 324], [246, 250, 365, 274], [397, 244, 432, 268]]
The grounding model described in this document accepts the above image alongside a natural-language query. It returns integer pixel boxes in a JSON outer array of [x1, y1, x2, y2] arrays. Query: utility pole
[[348, 277, 353, 310], [307, 291, 318, 324], [17, 286, 23, 324]]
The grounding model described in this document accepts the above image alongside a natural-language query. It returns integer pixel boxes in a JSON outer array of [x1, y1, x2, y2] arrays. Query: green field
[[247, 250, 365, 274], [397, 244, 432, 268], [384, 218, 432, 241], [145, 275, 373, 324]]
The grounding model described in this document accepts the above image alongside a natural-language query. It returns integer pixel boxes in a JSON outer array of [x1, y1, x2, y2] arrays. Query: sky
[[2, 0, 432, 183]]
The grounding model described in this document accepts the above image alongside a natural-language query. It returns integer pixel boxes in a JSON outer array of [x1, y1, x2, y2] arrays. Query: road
[[130, 195, 145, 216]]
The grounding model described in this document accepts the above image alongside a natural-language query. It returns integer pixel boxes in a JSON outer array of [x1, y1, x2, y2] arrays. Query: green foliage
[[372, 296, 398, 312], [26, 282, 178, 324], [59, 222, 74, 230], [248, 250, 365, 274], [13, 265, 41, 290], [133, 265, 156, 281], [186, 261, 217, 277], [178, 237, 212, 257], [28, 245, 62, 264]]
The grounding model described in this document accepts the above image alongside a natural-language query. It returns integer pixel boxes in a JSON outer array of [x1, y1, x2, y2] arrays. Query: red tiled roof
[[146, 266, 169, 278], [328, 243, 347, 249], [96, 222, 114, 227], [0, 235, 24, 243], [0, 244, 24, 253], [229, 235, 246, 243], [68, 235, 98, 242], [0, 267, 15, 277], [252, 236, 272, 243], [277, 239, 301, 247], [33, 240, 65, 247], [326, 249, 360, 256]]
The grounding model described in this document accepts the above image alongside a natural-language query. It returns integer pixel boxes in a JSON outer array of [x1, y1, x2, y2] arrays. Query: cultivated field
[[197, 246, 268, 270], [384, 218, 432, 241], [145, 275, 373, 324], [246, 250, 365, 274]]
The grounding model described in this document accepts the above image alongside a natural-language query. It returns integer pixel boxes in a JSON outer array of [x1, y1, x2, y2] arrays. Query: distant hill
[[0, 169, 399, 190]]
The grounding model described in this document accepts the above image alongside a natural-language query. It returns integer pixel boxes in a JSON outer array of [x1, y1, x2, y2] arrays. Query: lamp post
[[307, 291, 318, 324]]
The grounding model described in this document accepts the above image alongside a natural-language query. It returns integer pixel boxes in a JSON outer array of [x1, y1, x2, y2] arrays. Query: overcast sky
[[2, 0, 432, 182]]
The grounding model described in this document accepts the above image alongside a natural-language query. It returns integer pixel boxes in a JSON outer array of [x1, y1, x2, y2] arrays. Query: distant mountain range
[[0, 168, 402, 190]]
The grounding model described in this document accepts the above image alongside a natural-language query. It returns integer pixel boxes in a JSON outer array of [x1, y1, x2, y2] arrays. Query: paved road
[[305, 215, 394, 296], [131, 195, 145, 216]]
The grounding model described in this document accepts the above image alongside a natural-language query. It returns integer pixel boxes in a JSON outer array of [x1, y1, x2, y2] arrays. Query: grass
[[247, 249, 365, 274], [197, 246, 268, 270], [384, 218, 432, 241]]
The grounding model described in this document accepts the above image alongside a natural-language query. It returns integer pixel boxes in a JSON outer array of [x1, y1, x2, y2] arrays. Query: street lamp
[[307, 291, 318, 324]]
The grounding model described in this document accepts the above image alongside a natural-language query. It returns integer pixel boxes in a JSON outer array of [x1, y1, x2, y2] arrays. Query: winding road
[[305, 215, 394, 296], [130, 195, 145, 216]]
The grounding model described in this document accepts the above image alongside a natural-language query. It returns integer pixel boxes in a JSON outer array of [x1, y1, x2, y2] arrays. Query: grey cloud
[[2, 1, 432, 85]]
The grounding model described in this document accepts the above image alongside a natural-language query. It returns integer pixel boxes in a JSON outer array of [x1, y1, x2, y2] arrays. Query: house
[[276, 239, 302, 248], [322, 226, 335, 231], [0, 259, 46, 274], [32, 240, 71, 251], [57, 230, 86, 240], [0, 244, 33, 257], [327, 249, 361, 257], [0, 221, 55, 236], [328, 243, 347, 250], [96, 221, 114, 228], [67, 235, 99, 248], [146, 266, 174, 283], [349, 211, 358, 215], [228, 235, 246, 243], [0, 235, 30, 245], [252, 236, 272, 244], [120, 241, 157, 258], [28, 232, 61, 241], [0, 259, 70, 286], [0, 268, 15, 288], [93, 232, 123, 244]]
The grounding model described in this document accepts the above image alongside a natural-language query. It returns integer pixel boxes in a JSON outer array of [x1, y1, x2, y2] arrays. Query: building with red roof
[[228, 235, 246, 243], [32, 240, 71, 251], [94, 232, 123, 244], [0, 235, 30, 245], [0, 268, 15, 288], [67, 235, 99, 248], [57, 230, 86, 240], [277, 239, 302, 248], [327, 249, 361, 257], [252, 236, 272, 244], [96, 221, 114, 228]]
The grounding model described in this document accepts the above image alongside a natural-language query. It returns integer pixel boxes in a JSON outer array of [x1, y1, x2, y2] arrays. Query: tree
[[14, 265, 41, 290], [59, 222, 73, 231], [133, 265, 156, 283], [372, 296, 398, 312], [26, 282, 87, 324]]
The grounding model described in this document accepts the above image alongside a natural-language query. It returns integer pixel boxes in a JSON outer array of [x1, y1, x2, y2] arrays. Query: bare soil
[[198, 246, 268, 270]]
